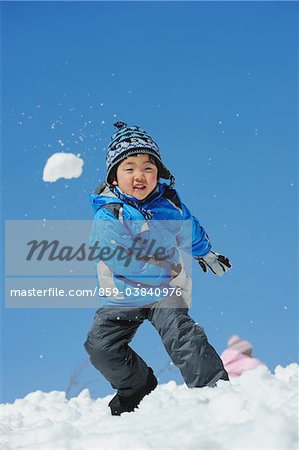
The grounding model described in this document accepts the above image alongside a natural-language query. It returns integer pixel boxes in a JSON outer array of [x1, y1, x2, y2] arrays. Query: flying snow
[[42, 152, 84, 183]]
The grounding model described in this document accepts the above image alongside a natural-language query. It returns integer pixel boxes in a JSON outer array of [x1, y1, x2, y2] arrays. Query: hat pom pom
[[114, 121, 127, 130]]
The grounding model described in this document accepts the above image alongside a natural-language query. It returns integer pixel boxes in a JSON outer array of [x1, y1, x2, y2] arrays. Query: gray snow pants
[[84, 296, 228, 396]]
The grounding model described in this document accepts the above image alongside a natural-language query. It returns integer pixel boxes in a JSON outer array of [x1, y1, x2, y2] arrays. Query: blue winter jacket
[[90, 182, 211, 307]]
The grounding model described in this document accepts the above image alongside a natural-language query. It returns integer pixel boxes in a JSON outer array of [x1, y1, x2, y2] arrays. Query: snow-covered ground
[[1, 364, 298, 450]]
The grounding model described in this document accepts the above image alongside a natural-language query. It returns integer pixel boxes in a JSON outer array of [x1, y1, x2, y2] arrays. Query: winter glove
[[195, 251, 232, 276]]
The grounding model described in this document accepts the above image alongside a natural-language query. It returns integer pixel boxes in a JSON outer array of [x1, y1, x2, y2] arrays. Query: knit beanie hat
[[105, 121, 174, 187], [228, 335, 253, 356]]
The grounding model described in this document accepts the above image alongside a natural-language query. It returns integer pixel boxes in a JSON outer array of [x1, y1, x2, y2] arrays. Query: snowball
[[42, 153, 84, 183]]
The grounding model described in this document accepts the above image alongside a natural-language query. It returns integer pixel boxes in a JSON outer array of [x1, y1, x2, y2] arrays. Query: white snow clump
[[42, 152, 84, 182]]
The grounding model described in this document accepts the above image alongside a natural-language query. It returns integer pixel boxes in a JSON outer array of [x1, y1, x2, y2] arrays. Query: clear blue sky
[[1, 1, 298, 402]]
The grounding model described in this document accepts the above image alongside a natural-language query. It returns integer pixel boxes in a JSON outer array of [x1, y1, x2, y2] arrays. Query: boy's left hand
[[196, 251, 232, 276]]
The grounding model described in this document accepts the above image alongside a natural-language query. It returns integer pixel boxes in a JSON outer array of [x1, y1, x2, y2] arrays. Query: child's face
[[112, 154, 158, 200]]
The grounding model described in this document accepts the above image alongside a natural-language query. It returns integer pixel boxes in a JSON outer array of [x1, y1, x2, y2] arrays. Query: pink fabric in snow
[[221, 348, 263, 377]]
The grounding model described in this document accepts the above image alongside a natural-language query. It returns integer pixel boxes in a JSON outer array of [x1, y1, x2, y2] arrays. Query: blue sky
[[1, 1, 298, 402]]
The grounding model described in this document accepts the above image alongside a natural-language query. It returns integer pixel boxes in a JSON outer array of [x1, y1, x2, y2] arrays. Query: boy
[[85, 121, 231, 416]]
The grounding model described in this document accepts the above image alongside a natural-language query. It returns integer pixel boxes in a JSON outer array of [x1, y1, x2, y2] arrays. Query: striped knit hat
[[105, 121, 174, 187]]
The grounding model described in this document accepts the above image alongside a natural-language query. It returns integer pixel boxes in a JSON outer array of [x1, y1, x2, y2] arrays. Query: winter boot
[[109, 368, 158, 416]]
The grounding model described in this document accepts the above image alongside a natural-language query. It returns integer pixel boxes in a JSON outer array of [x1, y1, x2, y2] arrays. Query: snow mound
[[1, 364, 298, 450], [42, 152, 84, 182]]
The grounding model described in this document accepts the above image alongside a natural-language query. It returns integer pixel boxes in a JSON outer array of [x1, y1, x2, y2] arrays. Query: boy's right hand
[[196, 251, 232, 276]]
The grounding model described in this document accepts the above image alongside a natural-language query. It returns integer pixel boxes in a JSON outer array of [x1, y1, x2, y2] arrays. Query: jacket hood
[[90, 183, 122, 214]]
